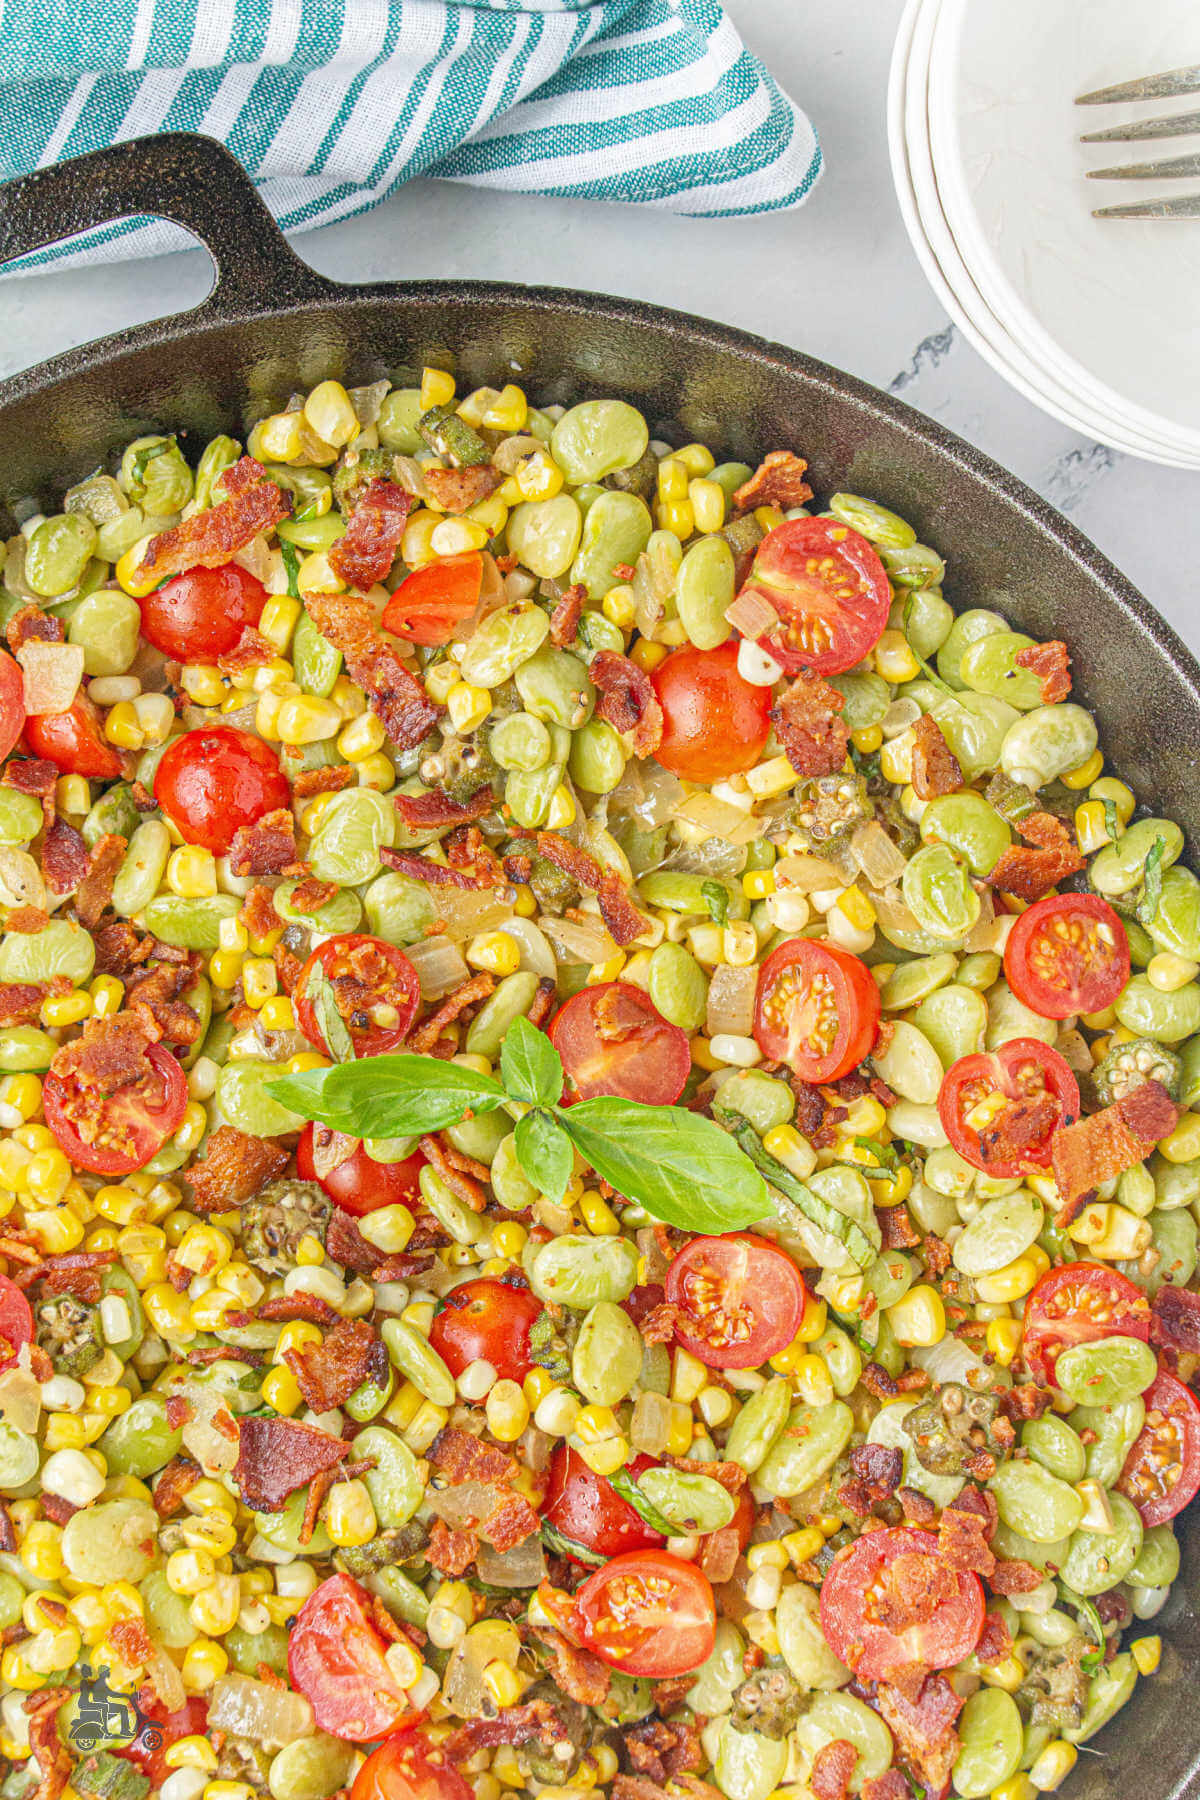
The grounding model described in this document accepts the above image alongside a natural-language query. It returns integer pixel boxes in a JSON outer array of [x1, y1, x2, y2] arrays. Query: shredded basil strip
[[607, 1468, 676, 1536], [732, 1123, 877, 1271], [1137, 836, 1168, 927]]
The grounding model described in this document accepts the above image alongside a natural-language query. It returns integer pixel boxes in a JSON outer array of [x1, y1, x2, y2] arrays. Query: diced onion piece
[[850, 820, 908, 889], [476, 1535, 547, 1588], [0, 849, 46, 913], [501, 916, 556, 979], [429, 1482, 492, 1528], [736, 637, 784, 687], [539, 914, 617, 967], [180, 1386, 239, 1475], [0, 1358, 41, 1436], [311, 1128, 358, 1182], [873, 886, 925, 937], [208, 1673, 314, 1746], [145, 1645, 186, 1715], [630, 1390, 672, 1456], [390, 456, 429, 499], [432, 886, 516, 943], [911, 1337, 998, 1391], [17, 640, 85, 716], [774, 853, 846, 894], [706, 963, 757, 1039], [406, 934, 470, 999], [724, 588, 780, 640], [350, 379, 391, 426], [676, 791, 761, 845]]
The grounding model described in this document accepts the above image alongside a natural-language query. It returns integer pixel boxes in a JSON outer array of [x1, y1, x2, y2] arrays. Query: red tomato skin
[[1004, 894, 1130, 1022], [549, 982, 690, 1106], [575, 1551, 716, 1677], [154, 726, 290, 854], [42, 1042, 188, 1177], [24, 695, 123, 779], [753, 938, 880, 1083], [429, 1278, 545, 1384], [351, 1735, 472, 1800], [820, 1527, 984, 1681], [139, 564, 268, 661], [294, 933, 421, 1058], [0, 1277, 33, 1373], [542, 1446, 666, 1562], [1119, 1369, 1200, 1527], [737, 517, 891, 677], [297, 1126, 426, 1218], [665, 1233, 805, 1370], [1022, 1262, 1152, 1388], [939, 1039, 1080, 1178], [382, 554, 485, 646], [650, 643, 772, 783], [289, 1574, 413, 1741], [0, 652, 25, 763], [117, 1697, 208, 1789]]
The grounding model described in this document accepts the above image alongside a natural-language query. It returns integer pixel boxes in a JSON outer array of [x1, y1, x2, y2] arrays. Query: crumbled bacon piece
[[6, 907, 49, 935], [527, 975, 558, 1027], [110, 1616, 155, 1670], [75, 832, 127, 929], [810, 1740, 859, 1800], [860, 1361, 899, 1400], [293, 763, 356, 798], [427, 1519, 477, 1576], [394, 788, 496, 831], [624, 1717, 702, 1783], [2, 756, 57, 800], [216, 627, 276, 675], [228, 807, 300, 878], [91, 919, 154, 977], [422, 465, 502, 514], [256, 1293, 342, 1325], [238, 884, 284, 947], [38, 1494, 78, 1526], [24, 1687, 73, 1800], [978, 1092, 1061, 1170], [1051, 1078, 1177, 1207], [897, 1486, 937, 1525], [532, 1627, 610, 1705], [49, 1012, 159, 1104], [861, 1774, 911, 1800], [989, 1558, 1045, 1595], [429, 1427, 517, 1488], [125, 954, 204, 1047], [1151, 1284, 1200, 1355], [408, 971, 495, 1054], [975, 1611, 1014, 1665], [483, 1487, 541, 1552], [274, 940, 304, 994], [329, 479, 412, 588], [666, 1455, 746, 1493], [7, 605, 66, 651], [419, 1134, 485, 1212], [524, 829, 645, 946], [1016, 640, 1071, 704], [878, 1205, 920, 1250], [698, 1526, 742, 1584], [987, 810, 1084, 901], [938, 1497, 996, 1577], [910, 712, 963, 800], [550, 582, 586, 648], [850, 1443, 904, 1501], [614, 1782, 671, 1800], [0, 1504, 13, 1554], [41, 818, 90, 896], [443, 1702, 561, 1758], [307, 590, 438, 751], [641, 1301, 680, 1345], [234, 1414, 350, 1513], [186, 1125, 288, 1213], [997, 1383, 1050, 1424], [285, 1317, 383, 1413], [285, 877, 339, 915], [136, 457, 290, 584], [772, 669, 850, 777], [590, 650, 664, 757], [875, 1675, 963, 1795], [733, 451, 813, 512], [325, 1206, 430, 1284], [0, 982, 54, 1025], [381, 845, 500, 889]]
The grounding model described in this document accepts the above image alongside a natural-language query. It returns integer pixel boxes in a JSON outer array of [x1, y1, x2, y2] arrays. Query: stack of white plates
[[889, 0, 1200, 467]]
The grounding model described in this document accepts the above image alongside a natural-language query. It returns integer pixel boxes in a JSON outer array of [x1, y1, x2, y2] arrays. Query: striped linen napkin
[[1, 0, 821, 269]]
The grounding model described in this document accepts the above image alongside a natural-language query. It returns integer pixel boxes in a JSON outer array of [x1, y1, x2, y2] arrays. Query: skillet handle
[[0, 132, 336, 312]]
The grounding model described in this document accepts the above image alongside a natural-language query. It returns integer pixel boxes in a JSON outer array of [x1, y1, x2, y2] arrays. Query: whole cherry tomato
[[651, 642, 772, 783], [154, 726, 289, 854], [428, 1277, 545, 1384], [139, 563, 268, 661], [297, 1126, 427, 1219]]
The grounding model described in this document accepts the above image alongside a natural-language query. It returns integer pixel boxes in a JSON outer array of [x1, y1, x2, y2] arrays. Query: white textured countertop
[[1, 0, 1195, 643]]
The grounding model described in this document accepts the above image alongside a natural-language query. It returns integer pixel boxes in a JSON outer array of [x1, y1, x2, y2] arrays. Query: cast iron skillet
[[0, 131, 1198, 1795]]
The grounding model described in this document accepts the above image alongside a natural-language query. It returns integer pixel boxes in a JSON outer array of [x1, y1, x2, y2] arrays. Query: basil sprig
[[268, 1016, 769, 1235]]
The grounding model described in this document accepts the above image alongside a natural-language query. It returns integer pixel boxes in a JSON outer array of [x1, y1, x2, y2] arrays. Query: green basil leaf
[[1103, 798, 1121, 847], [853, 1136, 897, 1172], [266, 1054, 508, 1137], [608, 1468, 676, 1536], [558, 1097, 769, 1234], [280, 540, 301, 600], [702, 881, 730, 927], [501, 1015, 563, 1109], [1060, 1586, 1106, 1670], [732, 1122, 876, 1271], [304, 959, 355, 1065], [513, 1109, 572, 1204], [1137, 836, 1168, 928]]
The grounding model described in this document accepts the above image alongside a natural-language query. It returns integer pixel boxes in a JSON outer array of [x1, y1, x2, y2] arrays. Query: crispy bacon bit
[[228, 807, 300, 878], [50, 1010, 155, 1096], [427, 1519, 477, 1576], [24, 1686, 73, 1800], [590, 650, 664, 758], [307, 590, 438, 751], [527, 975, 558, 1028], [484, 1487, 541, 1552], [38, 1494, 78, 1527], [666, 1455, 746, 1494], [7, 606, 65, 652], [381, 845, 500, 890], [125, 953, 204, 1048], [698, 1526, 742, 1584], [41, 818, 90, 896], [324, 1206, 430, 1284], [217, 627, 275, 676], [860, 1361, 899, 1401], [614, 1782, 671, 1800], [641, 1302, 680, 1345], [136, 457, 290, 585], [1016, 640, 1071, 704], [910, 712, 963, 800], [878, 1205, 920, 1251], [810, 1740, 859, 1800], [875, 1674, 963, 1795], [285, 1317, 382, 1414], [733, 450, 813, 513], [851, 1443, 904, 1500], [409, 971, 496, 1054], [285, 877, 338, 915], [256, 1293, 342, 1326], [329, 479, 412, 588], [293, 763, 357, 799], [523, 828, 645, 946], [443, 1702, 561, 1758], [186, 1125, 288, 1213], [861, 1774, 912, 1800], [624, 1717, 702, 1783], [394, 788, 496, 831], [1051, 1078, 1177, 1207], [6, 907, 49, 935], [422, 464, 502, 514], [419, 1134, 485, 1213], [976, 1611, 1014, 1665], [75, 832, 127, 929], [550, 582, 586, 648], [532, 1627, 610, 1705], [990, 1558, 1046, 1595], [0, 1504, 14, 1555], [234, 1415, 350, 1513], [997, 1384, 1050, 1425], [938, 1497, 996, 1577], [978, 1092, 1060, 1170], [897, 1486, 937, 1525], [92, 919, 155, 977], [110, 1616, 155, 1670], [773, 669, 851, 777], [1151, 1284, 1200, 1354], [2, 756, 57, 799], [164, 1396, 193, 1432], [988, 809, 1084, 902], [0, 982, 52, 1025], [430, 1427, 517, 1488]]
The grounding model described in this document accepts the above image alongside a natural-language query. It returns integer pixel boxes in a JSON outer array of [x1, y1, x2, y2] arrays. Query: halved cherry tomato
[[1119, 1368, 1200, 1527], [429, 1276, 545, 1384], [154, 725, 290, 854], [297, 1125, 427, 1218], [651, 642, 772, 783], [382, 552, 488, 646], [1004, 893, 1130, 1022], [294, 932, 421, 1058], [288, 1573, 414, 1740], [1021, 1262, 1151, 1389], [574, 1550, 716, 1677], [117, 1696, 208, 1789], [820, 1527, 984, 1681], [665, 1233, 805, 1369], [0, 651, 25, 763], [549, 981, 689, 1105], [139, 563, 268, 661], [735, 517, 891, 677], [351, 1736, 471, 1800], [0, 1277, 33, 1373], [542, 1446, 666, 1563], [753, 938, 880, 1083], [938, 1038, 1080, 1178], [24, 694, 122, 779], [43, 1041, 188, 1177]]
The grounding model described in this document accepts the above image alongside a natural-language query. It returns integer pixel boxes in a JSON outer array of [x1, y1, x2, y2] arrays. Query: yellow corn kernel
[[56, 771, 90, 816], [601, 584, 636, 630], [722, 921, 759, 966], [164, 1738, 219, 1774], [575, 1435, 629, 1477], [41, 989, 93, 1028], [24, 1209, 84, 1254], [402, 1399, 449, 1454], [445, 681, 492, 735], [432, 517, 490, 558], [420, 367, 456, 409], [578, 1189, 619, 1236], [336, 710, 386, 763], [688, 477, 725, 533], [746, 1542, 789, 1574], [1062, 748, 1104, 790], [249, 410, 305, 462], [873, 628, 920, 683], [189, 1573, 242, 1639], [303, 379, 358, 449], [793, 1354, 835, 1408], [485, 1380, 530, 1444], [981, 1656, 1028, 1696], [762, 1124, 818, 1183], [671, 443, 713, 478], [1159, 1110, 1200, 1161], [779, 1527, 824, 1568], [1089, 776, 1135, 825], [481, 1658, 527, 1710], [627, 639, 667, 677], [1074, 800, 1110, 856], [142, 1282, 195, 1341], [353, 751, 393, 791], [166, 845, 218, 899], [115, 538, 160, 598], [253, 995, 294, 1036], [492, 1221, 528, 1261], [181, 1638, 228, 1693], [18, 1522, 63, 1581], [479, 384, 527, 433], [740, 867, 775, 902], [547, 783, 576, 829], [974, 1246, 1050, 1305], [1027, 1742, 1078, 1794], [296, 551, 344, 597], [523, 1370, 557, 1415], [292, 1232, 324, 1267], [665, 1402, 694, 1457], [992, 1777, 1036, 1800], [986, 1318, 1023, 1367], [690, 1035, 721, 1073], [0, 1073, 42, 1121], [575, 1404, 619, 1445], [671, 1348, 709, 1405], [401, 509, 439, 568], [324, 1478, 377, 1548], [241, 957, 278, 1010], [83, 977, 124, 1026], [464, 930, 521, 979], [658, 498, 694, 539], [25, 1147, 72, 1204], [886, 1283, 947, 1347], [209, 948, 245, 990], [253, 594, 299, 655], [179, 662, 227, 707], [514, 449, 564, 502], [656, 457, 689, 502], [1131, 1634, 1161, 1675], [586, 952, 626, 987], [277, 694, 342, 746], [102, 699, 144, 750], [274, 1320, 323, 1362], [1148, 952, 1200, 994], [745, 754, 800, 799], [770, 1305, 829, 1375]]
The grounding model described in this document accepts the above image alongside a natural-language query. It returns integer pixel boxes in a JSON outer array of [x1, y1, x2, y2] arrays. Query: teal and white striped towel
[[1, 0, 821, 268]]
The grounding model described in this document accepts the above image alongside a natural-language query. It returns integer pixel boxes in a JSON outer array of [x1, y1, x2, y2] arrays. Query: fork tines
[[1077, 62, 1200, 215]]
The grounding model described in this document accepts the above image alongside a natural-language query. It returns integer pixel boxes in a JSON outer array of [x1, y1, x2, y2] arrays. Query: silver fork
[[1076, 63, 1200, 217]]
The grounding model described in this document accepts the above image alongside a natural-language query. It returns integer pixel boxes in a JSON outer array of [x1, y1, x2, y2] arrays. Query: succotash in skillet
[[0, 373, 1196, 1800]]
